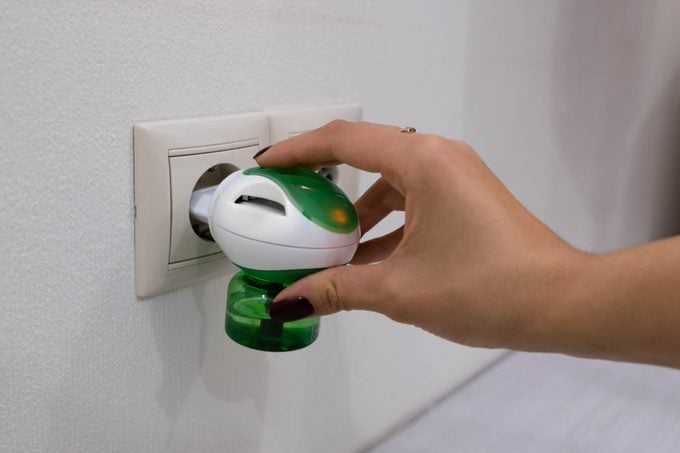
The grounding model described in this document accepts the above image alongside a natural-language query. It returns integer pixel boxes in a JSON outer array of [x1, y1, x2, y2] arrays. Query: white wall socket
[[134, 104, 362, 298]]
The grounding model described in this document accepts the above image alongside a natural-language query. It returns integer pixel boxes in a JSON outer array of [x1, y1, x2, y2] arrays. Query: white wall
[[0, 2, 500, 452], [2, 1, 679, 452], [460, 0, 680, 251]]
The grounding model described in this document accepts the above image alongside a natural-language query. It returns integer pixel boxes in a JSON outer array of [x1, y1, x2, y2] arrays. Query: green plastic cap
[[243, 167, 358, 234]]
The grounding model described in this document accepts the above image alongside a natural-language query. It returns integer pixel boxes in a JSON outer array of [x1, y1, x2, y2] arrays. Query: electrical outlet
[[134, 105, 361, 298], [134, 113, 268, 297]]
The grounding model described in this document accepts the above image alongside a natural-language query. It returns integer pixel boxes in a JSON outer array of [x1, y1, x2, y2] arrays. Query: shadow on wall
[[150, 276, 358, 453], [550, 0, 680, 246], [42, 256, 269, 451], [460, 0, 680, 252], [620, 75, 680, 241], [150, 280, 269, 452]]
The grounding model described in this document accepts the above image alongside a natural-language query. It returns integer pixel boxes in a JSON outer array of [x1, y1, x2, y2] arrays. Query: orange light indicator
[[331, 208, 348, 224]]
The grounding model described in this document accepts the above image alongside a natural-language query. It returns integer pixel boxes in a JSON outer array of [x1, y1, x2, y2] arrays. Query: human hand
[[256, 120, 586, 350]]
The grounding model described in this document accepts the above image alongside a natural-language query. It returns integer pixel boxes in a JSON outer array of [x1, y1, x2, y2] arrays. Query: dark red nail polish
[[253, 146, 271, 159], [268, 297, 314, 322]]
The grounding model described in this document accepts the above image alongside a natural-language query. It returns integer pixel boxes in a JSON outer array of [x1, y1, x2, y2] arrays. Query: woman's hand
[[257, 120, 680, 368], [257, 120, 585, 350]]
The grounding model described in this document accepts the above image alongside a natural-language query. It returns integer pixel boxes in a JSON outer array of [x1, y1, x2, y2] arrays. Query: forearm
[[535, 236, 680, 368]]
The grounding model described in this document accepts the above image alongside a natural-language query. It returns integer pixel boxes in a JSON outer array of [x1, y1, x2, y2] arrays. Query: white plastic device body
[[190, 170, 360, 271]]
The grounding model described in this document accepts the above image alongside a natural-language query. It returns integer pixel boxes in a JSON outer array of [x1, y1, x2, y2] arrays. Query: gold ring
[[399, 127, 417, 133]]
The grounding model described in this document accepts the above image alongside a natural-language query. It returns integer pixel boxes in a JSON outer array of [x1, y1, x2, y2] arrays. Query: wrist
[[530, 239, 680, 367], [513, 247, 598, 354]]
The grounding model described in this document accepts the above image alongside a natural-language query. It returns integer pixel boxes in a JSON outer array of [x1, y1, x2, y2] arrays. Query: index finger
[[255, 120, 417, 184]]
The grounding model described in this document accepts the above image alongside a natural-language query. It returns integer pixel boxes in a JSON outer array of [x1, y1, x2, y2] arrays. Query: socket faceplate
[[134, 104, 361, 298], [134, 113, 268, 297]]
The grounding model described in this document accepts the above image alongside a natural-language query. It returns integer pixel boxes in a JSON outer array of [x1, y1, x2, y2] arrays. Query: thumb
[[268, 264, 386, 322]]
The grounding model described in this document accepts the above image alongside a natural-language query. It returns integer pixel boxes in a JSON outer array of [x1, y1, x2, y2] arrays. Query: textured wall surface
[[0, 2, 502, 452], [2, 1, 679, 452]]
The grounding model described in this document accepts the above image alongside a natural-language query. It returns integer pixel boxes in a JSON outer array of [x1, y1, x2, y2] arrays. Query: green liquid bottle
[[226, 271, 320, 351]]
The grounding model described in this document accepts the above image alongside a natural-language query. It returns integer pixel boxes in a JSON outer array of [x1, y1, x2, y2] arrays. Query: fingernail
[[253, 145, 271, 159], [268, 297, 314, 322]]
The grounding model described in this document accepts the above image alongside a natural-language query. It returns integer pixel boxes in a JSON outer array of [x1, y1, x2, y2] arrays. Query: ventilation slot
[[235, 195, 286, 215]]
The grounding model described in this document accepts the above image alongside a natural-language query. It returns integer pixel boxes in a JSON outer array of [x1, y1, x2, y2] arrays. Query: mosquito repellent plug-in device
[[190, 167, 360, 351]]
